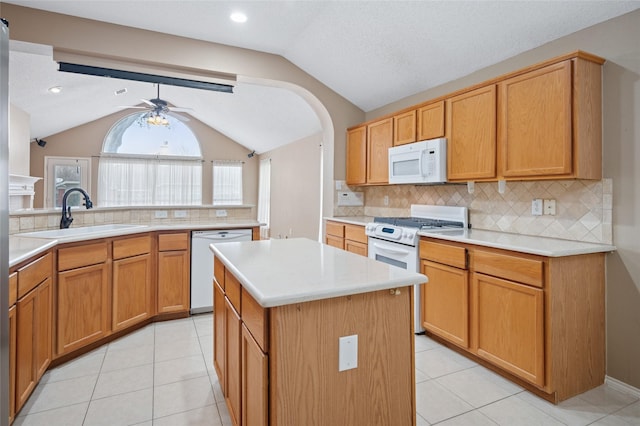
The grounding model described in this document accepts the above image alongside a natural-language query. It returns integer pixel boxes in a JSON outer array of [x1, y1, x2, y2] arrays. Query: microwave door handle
[[420, 149, 428, 177]]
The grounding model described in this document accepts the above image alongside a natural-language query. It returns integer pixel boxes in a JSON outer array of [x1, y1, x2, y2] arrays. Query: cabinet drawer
[[113, 235, 151, 260], [158, 232, 189, 251], [225, 270, 241, 312], [9, 272, 18, 306], [420, 240, 466, 269], [472, 250, 543, 288], [214, 256, 225, 289], [58, 242, 108, 271], [18, 252, 52, 298], [326, 221, 345, 238], [242, 287, 269, 352], [345, 224, 367, 244]]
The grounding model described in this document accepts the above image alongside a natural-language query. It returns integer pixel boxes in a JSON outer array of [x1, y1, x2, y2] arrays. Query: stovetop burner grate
[[373, 217, 464, 230]]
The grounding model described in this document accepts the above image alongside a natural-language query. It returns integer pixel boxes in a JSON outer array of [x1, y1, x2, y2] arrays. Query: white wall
[[9, 103, 30, 175]]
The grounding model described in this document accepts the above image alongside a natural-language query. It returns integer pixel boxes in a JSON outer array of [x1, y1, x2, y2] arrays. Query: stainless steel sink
[[17, 224, 148, 239]]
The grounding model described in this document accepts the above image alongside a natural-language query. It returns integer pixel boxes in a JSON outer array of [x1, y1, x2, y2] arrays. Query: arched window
[[98, 111, 203, 206]]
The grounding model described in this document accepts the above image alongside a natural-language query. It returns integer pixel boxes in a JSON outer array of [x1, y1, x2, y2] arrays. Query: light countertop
[[209, 238, 427, 308], [419, 228, 616, 257], [326, 216, 615, 257], [10, 220, 261, 267]]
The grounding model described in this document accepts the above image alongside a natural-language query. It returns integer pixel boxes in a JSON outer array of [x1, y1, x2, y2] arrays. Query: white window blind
[[98, 157, 202, 206], [257, 158, 271, 239], [212, 161, 243, 205]]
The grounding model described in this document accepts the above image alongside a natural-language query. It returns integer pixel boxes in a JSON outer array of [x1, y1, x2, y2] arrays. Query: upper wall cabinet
[[346, 118, 392, 186], [446, 85, 497, 181], [417, 101, 445, 141], [346, 51, 603, 185], [393, 110, 416, 146], [346, 126, 367, 185], [498, 57, 602, 180]]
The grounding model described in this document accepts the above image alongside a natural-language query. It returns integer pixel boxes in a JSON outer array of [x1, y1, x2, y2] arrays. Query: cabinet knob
[[389, 288, 401, 296]]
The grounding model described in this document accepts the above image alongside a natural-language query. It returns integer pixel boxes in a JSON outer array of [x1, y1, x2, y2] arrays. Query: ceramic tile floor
[[13, 314, 640, 425]]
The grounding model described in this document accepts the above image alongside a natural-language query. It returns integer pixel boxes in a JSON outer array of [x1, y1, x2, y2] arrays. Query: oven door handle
[[371, 242, 412, 256]]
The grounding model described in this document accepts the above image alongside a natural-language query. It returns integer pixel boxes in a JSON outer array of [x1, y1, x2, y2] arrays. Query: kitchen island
[[210, 237, 427, 426]]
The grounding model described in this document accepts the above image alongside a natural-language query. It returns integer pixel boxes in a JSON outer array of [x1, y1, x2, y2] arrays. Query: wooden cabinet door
[[393, 110, 416, 146], [16, 287, 36, 412], [57, 263, 110, 355], [499, 60, 572, 178], [472, 272, 544, 387], [325, 234, 344, 250], [157, 250, 190, 314], [241, 325, 268, 426], [446, 85, 496, 181], [345, 240, 367, 257], [422, 260, 469, 348], [367, 118, 393, 184], [417, 101, 445, 140], [214, 281, 226, 393], [112, 253, 152, 331], [346, 126, 367, 185], [9, 304, 16, 422], [225, 298, 242, 426], [35, 278, 52, 380]]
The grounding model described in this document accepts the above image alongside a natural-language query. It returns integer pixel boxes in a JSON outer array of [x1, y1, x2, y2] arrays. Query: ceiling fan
[[121, 84, 191, 124]]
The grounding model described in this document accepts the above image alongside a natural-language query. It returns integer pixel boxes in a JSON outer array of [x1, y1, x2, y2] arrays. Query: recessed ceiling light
[[48, 86, 62, 94], [230, 12, 247, 23]]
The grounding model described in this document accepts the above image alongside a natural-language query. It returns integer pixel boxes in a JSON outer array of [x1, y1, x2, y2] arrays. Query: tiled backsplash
[[9, 206, 255, 235], [335, 179, 612, 244]]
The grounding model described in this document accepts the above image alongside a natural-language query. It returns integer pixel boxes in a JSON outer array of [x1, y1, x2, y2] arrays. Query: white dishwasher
[[190, 229, 252, 314]]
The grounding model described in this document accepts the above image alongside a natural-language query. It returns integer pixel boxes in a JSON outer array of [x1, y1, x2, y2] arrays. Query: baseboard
[[605, 375, 640, 398]]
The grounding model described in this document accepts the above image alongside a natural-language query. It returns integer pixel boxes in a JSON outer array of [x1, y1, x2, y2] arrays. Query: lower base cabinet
[[157, 232, 191, 314], [473, 272, 545, 387], [57, 263, 110, 354], [8, 305, 16, 423], [241, 324, 268, 426], [112, 253, 152, 331], [225, 298, 242, 426]]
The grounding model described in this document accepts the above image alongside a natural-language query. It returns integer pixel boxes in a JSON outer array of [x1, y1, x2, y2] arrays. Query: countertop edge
[[210, 240, 427, 308], [10, 220, 263, 267]]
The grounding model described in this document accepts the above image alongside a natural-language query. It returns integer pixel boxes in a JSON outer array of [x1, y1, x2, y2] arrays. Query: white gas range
[[365, 205, 468, 333]]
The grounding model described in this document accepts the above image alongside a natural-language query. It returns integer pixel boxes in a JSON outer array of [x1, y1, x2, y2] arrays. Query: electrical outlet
[[338, 335, 358, 371], [531, 199, 543, 216], [383, 195, 389, 206], [544, 199, 557, 215], [174, 210, 187, 218], [154, 210, 168, 219], [216, 209, 227, 217]]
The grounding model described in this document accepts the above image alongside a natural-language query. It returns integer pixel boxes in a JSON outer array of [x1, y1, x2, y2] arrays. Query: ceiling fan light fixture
[[140, 111, 170, 127]]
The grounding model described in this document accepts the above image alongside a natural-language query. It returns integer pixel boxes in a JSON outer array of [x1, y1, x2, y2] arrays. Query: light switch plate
[[338, 335, 358, 372], [216, 209, 227, 217], [155, 210, 168, 219], [531, 199, 543, 216]]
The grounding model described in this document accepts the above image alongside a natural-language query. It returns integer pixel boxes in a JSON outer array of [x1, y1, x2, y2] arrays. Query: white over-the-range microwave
[[388, 137, 447, 184]]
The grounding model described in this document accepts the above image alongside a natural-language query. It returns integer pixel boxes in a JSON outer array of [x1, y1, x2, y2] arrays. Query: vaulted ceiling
[[6, 1, 640, 153]]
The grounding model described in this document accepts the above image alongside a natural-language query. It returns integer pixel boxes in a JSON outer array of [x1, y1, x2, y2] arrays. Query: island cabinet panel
[[242, 324, 268, 426], [213, 280, 226, 393], [57, 262, 110, 355], [417, 100, 445, 141], [270, 288, 415, 426], [225, 298, 242, 426], [345, 125, 367, 185], [446, 84, 497, 181], [157, 231, 191, 314], [35, 278, 52, 380], [472, 272, 545, 387], [16, 286, 37, 412], [9, 271, 17, 306]]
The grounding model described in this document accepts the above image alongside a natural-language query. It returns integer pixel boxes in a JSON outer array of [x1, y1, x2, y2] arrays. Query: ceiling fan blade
[[141, 99, 157, 107], [168, 111, 190, 122], [169, 107, 193, 112], [116, 105, 147, 110]]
